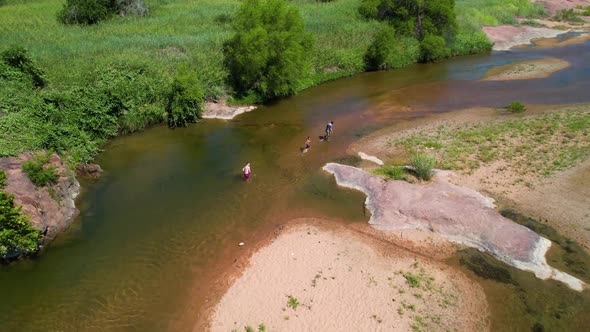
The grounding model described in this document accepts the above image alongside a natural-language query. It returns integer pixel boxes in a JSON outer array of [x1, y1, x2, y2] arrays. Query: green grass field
[[1, 0, 546, 93], [0, 0, 383, 93]]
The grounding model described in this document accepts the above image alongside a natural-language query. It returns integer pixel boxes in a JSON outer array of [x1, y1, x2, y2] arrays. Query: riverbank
[[349, 103, 590, 253], [210, 221, 489, 331]]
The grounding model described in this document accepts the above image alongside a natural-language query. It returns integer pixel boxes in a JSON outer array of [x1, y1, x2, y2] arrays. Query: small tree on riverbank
[[223, 0, 314, 100], [166, 64, 204, 128]]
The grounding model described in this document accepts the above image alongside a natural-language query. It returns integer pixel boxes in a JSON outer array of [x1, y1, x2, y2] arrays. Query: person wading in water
[[242, 162, 251, 180], [324, 121, 334, 141]]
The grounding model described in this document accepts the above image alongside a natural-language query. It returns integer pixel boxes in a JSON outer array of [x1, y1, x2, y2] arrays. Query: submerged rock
[[0, 152, 80, 242], [323, 163, 586, 291]]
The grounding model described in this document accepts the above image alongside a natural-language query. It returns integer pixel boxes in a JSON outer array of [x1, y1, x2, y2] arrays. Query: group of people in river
[[241, 121, 334, 180]]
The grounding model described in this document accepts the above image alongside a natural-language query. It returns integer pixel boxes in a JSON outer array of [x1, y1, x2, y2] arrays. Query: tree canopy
[[223, 0, 314, 100]]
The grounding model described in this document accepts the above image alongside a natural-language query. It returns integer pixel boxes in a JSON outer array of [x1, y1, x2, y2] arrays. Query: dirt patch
[[210, 222, 489, 332], [482, 57, 570, 81], [483, 25, 564, 50]]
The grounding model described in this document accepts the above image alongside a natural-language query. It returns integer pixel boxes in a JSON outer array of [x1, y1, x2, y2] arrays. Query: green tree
[[365, 26, 397, 71], [359, 0, 457, 41], [166, 64, 204, 128], [223, 0, 314, 100]]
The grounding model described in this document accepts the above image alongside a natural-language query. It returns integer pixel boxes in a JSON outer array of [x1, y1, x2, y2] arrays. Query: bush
[[507, 102, 526, 113], [411, 153, 436, 180], [452, 31, 493, 55], [1, 46, 46, 88], [223, 0, 314, 100], [365, 26, 396, 71], [420, 35, 451, 63], [553, 9, 583, 22], [0, 191, 41, 259], [166, 64, 204, 128], [58, 0, 116, 25], [21, 153, 59, 187], [0, 170, 7, 189]]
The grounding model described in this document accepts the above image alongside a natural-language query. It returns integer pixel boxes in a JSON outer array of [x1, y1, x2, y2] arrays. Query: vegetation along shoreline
[[1, 0, 588, 257]]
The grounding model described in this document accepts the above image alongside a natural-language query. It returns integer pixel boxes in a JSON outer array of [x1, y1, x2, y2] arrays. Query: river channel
[[1, 41, 590, 331]]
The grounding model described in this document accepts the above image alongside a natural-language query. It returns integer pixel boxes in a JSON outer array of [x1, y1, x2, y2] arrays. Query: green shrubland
[[0, 0, 550, 165]]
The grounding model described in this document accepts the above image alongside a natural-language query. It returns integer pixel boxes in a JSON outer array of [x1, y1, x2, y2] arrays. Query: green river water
[[1, 41, 590, 331]]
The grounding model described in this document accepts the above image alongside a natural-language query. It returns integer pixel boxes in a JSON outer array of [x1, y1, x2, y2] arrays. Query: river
[[1, 41, 590, 331]]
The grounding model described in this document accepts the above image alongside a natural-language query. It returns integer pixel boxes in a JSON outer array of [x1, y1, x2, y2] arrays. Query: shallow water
[[1, 41, 590, 331]]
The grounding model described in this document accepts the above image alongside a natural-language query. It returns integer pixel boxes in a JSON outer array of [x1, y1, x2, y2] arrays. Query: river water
[[1, 41, 590, 331]]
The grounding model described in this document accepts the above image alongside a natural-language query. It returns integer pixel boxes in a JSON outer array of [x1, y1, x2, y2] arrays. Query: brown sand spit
[[482, 57, 570, 81], [210, 223, 489, 332], [323, 163, 586, 291], [520, 33, 590, 49]]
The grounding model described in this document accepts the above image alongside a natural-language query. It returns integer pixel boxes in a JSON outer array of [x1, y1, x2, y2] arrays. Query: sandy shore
[[210, 222, 489, 332], [482, 57, 570, 81]]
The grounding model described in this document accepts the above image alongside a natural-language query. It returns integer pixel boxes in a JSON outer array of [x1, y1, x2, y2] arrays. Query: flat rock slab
[[323, 163, 586, 291], [482, 57, 570, 81], [202, 101, 256, 120], [483, 25, 564, 51]]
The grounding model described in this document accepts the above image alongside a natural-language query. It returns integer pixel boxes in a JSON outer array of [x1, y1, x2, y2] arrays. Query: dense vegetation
[[0, 170, 41, 259], [58, 0, 148, 25], [0, 0, 548, 165], [224, 0, 314, 100]]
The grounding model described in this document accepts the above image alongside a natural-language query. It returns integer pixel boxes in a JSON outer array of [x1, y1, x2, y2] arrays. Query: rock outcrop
[[0, 153, 80, 241], [323, 163, 586, 291], [202, 100, 256, 120]]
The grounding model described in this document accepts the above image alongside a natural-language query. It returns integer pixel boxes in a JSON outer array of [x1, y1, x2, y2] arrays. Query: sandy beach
[[210, 222, 489, 332], [482, 57, 570, 81]]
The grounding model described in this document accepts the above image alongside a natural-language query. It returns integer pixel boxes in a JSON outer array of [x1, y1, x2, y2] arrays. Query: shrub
[[21, 153, 59, 187], [0, 191, 41, 258], [223, 0, 314, 100], [0, 170, 7, 189], [365, 26, 396, 71], [507, 102, 526, 113], [373, 166, 407, 180], [452, 31, 493, 55], [58, 0, 116, 25], [1, 46, 46, 88], [166, 64, 204, 128], [553, 8, 582, 22], [411, 153, 436, 180], [420, 35, 451, 63]]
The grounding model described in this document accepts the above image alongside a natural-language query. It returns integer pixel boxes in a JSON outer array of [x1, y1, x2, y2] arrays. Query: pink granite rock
[[323, 163, 585, 291]]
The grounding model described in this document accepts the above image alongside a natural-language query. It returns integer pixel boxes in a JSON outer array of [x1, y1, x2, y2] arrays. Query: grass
[[456, 0, 546, 32], [410, 153, 436, 181], [403, 272, 422, 288], [0, 0, 381, 94], [372, 165, 407, 180], [287, 295, 299, 310], [395, 107, 590, 176]]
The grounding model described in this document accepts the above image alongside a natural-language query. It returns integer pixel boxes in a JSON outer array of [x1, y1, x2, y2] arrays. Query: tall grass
[[456, 0, 546, 32]]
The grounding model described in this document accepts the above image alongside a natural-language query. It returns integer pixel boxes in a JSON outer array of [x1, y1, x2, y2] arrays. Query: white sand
[[210, 224, 489, 332]]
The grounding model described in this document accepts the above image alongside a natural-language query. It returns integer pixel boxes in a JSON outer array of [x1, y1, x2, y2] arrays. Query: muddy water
[[1, 41, 590, 331]]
